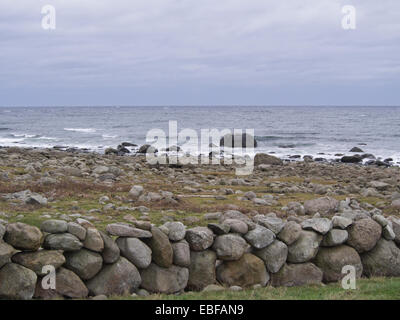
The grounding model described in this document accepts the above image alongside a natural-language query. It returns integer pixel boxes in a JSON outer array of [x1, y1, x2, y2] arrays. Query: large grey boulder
[[140, 263, 189, 294], [185, 227, 214, 251], [254, 240, 288, 273], [313, 245, 363, 282], [216, 253, 269, 288], [301, 218, 332, 235], [83, 228, 104, 252], [43, 233, 83, 252], [0, 263, 37, 299], [106, 223, 152, 238], [277, 221, 302, 245], [171, 240, 191, 267], [99, 231, 120, 264], [40, 220, 68, 234], [4, 222, 43, 251], [219, 210, 252, 224], [187, 250, 217, 291], [254, 153, 282, 166], [253, 216, 285, 234], [321, 229, 348, 247], [0, 241, 16, 268], [244, 225, 275, 249], [223, 219, 248, 234], [53, 267, 89, 298], [212, 234, 248, 261], [164, 222, 186, 241], [64, 249, 103, 280], [67, 222, 86, 241], [287, 231, 322, 263], [304, 197, 339, 216], [346, 218, 382, 253], [86, 257, 141, 296], [361, 239, 400, 277], [144, 227, 173, 268], [332, 216, 352, 229], [11, 250, 65, 275], [270, 263, 323, 287], [116, 237, 152, 269]]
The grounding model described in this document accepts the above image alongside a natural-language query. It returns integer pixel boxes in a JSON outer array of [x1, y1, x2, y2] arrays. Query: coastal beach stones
[[346, 218, 382, 253], [185, 227, 214, 251], [254, 153, 282, 166], [313, 245, 363, 282], [4, 222, 43, 251], [287, 231, 322, 263]]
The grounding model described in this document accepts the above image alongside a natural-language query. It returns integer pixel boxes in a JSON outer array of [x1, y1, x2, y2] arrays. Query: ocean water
[[0, 106, 399, 163]]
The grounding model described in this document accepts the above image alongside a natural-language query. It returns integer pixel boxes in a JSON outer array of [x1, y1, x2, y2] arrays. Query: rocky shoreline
[[0, 145, 400, 299], [1, 142, 398, 167]]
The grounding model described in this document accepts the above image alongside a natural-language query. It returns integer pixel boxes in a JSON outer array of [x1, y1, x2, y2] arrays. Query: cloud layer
[[0, 0, 399, 105]]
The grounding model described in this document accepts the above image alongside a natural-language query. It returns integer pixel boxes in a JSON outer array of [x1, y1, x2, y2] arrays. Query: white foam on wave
[[64, 128, 97, 133], [102, 134, 118, 139]]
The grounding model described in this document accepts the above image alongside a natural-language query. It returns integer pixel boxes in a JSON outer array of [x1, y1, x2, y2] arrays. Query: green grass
[[111, 278, 400, 300]]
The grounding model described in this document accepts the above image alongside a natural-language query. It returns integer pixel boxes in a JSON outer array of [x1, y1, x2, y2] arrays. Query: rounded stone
[[314, 245, 363, 282], [346, 218, 382, 253], [287, 231, 322, 263], [4, 222, 43, 251], [40, 220, 68, 234], [116, 237, 152, 269], [64, 248, 103, 280], [185, 227, 214, 251]]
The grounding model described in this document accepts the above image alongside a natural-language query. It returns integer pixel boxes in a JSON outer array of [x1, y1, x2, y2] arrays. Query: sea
[[0, 106, 399, 163]]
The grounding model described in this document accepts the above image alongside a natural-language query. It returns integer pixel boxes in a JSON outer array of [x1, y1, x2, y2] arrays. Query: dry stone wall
[[1, 211, 400, 299]]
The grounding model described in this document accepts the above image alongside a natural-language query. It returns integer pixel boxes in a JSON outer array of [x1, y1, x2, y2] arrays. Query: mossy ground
[[110, 277, 400, 300]]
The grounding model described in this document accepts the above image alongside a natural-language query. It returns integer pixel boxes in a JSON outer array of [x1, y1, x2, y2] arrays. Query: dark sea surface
[[0, 106, 399, 162]]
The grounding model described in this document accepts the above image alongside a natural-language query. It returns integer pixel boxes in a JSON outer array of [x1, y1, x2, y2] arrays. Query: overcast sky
[[0, 0, 399, 106]]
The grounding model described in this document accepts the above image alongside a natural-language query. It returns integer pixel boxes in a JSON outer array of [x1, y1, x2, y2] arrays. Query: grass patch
[[111, 277, 400, 300]]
